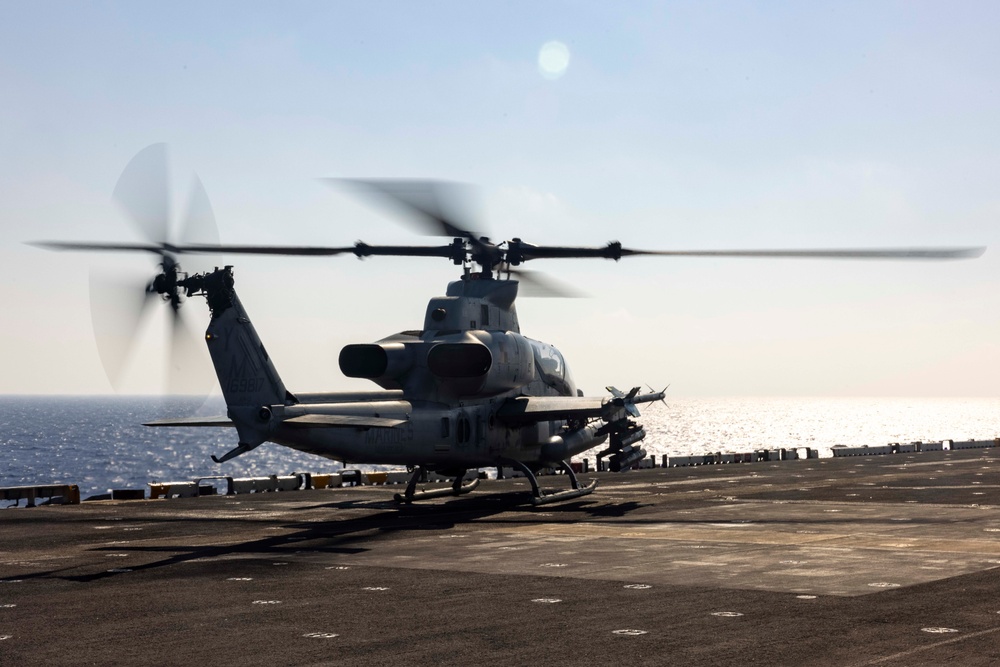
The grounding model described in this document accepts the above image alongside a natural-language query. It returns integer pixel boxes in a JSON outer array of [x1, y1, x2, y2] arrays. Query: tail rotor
[[83, 144, 218, 394]]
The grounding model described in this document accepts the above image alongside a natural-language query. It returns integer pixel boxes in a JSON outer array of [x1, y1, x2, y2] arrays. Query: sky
[[1, 1, 999, 397]]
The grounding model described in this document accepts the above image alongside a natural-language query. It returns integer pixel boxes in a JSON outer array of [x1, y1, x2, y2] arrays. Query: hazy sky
[[1, 1, 998, 397]]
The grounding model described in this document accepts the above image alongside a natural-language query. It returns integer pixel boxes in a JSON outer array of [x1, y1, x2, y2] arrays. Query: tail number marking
[[228, 377, 266, 394]]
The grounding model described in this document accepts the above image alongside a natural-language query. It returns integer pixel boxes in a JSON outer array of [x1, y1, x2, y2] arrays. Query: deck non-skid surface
[[3, 449, 1000, 665]]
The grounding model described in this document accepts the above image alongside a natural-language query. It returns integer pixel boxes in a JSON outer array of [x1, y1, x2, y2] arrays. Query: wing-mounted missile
[[608, 443, 647, 472], [595, 385, 667, 472], [603, 385, 665, 421], [607, 385, 641, 418], [595, 420, 648, 472]]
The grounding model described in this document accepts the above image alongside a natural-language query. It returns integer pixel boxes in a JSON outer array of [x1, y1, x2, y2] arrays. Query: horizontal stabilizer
[[283, 414, 406, 428], [144, 416, 234, 427], [292, 390, 404, 404]]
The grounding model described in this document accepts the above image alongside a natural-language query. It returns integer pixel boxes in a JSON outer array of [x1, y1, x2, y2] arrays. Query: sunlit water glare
[[2, 396, 997, 499]]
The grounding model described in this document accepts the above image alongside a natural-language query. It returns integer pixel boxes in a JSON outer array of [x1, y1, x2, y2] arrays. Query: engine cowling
[[339, 331, 537, 397], [339, 343, 413, 389], [428, 332, 535, 398], [427, 343, 492, 378]]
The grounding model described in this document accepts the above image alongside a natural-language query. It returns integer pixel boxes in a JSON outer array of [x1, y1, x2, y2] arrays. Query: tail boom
[[200, 267, 291, 447]]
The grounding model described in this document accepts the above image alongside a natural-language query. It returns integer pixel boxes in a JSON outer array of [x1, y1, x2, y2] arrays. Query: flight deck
[[3, 448, 1000, 666]]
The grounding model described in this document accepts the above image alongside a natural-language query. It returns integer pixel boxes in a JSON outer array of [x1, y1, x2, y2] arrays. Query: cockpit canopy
[[527, 338, 575, 395]]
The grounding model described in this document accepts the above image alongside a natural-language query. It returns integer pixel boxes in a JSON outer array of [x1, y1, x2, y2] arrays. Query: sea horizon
[[3, 395, 998, 499]]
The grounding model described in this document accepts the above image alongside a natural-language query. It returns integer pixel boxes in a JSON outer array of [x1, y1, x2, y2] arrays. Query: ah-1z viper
[[35, 145, 985, 505]]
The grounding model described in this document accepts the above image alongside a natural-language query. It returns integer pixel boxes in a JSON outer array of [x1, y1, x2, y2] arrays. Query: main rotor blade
[[177, 243, 358, 256], [353, 242, 464, 261], [177, 242, 462, 260], [112, 143, 171, 245], [515, 242, 985, 262], [328, 178, 486, 240], [623, 247, 987, 260]]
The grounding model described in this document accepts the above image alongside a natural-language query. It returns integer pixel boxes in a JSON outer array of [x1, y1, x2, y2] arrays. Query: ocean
[[2, 395, 998, 500]]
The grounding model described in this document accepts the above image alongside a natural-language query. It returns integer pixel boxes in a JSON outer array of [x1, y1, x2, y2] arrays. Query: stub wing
[[496, 396, 605, 424], [496, 387, 666, 425]]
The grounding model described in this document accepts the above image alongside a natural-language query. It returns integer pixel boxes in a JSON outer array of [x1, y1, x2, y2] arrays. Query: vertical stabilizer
[[201, 268, 289, 447]]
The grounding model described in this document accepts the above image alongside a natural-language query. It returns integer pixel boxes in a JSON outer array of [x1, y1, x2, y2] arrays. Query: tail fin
[[201, 267, 292, 448]]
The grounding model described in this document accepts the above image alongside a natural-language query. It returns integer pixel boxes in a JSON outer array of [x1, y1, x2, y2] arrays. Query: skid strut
[[394, 466, 480, 504], [503, 459, 598, 506]]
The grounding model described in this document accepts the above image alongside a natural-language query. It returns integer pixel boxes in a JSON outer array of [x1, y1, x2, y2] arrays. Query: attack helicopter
[[34, 145, 986, 505]]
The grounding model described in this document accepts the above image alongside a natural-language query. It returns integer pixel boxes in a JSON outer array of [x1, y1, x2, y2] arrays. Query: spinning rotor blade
[[508, 269, 586, 298], [167, 307, 215, 396], [29, 241, 176, 255], [176, 174, 221, 274], [178, 175, 217, 246], [328, 179, 486, 240], [90, 271, 213, 396], [34, 145, 225, 265], [112, 143, 171, 245], [89, 272, 158, 390], [38, 144, 226, 397]]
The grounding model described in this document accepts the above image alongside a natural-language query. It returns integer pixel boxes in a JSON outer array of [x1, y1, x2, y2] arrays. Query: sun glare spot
[[538, 41, 570, 79]]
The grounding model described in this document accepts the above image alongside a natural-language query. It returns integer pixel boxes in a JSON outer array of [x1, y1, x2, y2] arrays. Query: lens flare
[[538, 41, 570, 80]]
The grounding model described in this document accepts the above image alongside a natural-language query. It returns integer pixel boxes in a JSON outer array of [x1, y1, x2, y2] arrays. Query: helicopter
[[34, 144, 986, 505]]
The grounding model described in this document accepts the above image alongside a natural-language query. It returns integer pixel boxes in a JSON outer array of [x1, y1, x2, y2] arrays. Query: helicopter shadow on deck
[[45, 489, 644, 584], [291, 486, 654, 519], [4, 496, 960, 586]]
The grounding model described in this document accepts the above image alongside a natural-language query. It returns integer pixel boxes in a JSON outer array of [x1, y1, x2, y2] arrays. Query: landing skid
[[504, 459, 598, 506], [394, 467, 480, 504]]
